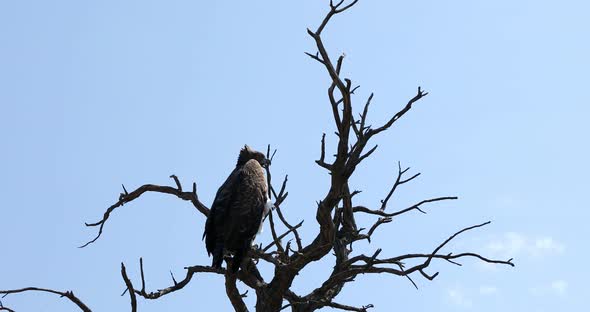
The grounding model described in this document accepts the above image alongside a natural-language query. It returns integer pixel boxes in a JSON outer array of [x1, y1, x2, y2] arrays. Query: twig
[[120, 263, 137, 312], [316, 133, 332, 170]]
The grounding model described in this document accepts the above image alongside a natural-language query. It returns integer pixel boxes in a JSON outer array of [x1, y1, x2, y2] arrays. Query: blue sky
[[0, 0, 588, 311]]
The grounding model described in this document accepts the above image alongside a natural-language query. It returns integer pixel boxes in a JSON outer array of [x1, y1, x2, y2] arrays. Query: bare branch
[[305, 51, 325, 65], [144, 266, 219, 298], [327, 83, 344, 130], [359, 93, 373, 134], [335, 54, 345, 75], [0, 301, 15, 312], [120, 263, 137, 312], [263, 221, 304, 252], [169, 174, 182, 192], [267, 167, 303, 252], [80, 175, 209, 248], [308, 221, 514, 306], [356, 145, 378, 164], [274, 207, 304, 252], [334, 0, 359, 14], [265, 146, 302, 258], [324, 301, 374, 312], [273, 174, 289, 206], [316, 133, 332, 170], [315, 0, 359, 36], [120, 258, 267, 310], [225, 271, 249, 312], [0, 287, 92, 312], [380, 162, 421, 211], [367, 87, 428, 138], [267, 209, 286, 257], [359, 217, 392, 243], [347, 222, 514, 283], [400, 221, 514, 278], [354, 196, 457, 218]]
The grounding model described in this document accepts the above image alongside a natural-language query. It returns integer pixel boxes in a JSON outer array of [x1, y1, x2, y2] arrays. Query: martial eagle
[[203, 145, 272, 272]]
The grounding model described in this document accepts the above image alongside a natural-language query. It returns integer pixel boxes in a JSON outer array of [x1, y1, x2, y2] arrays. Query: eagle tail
[[212, 243, 224, 269], [231, 248, 245, 273]]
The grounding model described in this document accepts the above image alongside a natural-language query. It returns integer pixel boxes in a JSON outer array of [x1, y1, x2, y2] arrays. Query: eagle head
[[237, 145, 270, 168]]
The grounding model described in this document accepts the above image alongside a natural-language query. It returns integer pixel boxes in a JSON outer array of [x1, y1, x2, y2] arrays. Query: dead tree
[[1, 1, 513, 311]]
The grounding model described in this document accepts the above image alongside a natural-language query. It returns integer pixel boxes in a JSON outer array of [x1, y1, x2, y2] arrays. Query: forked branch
[[366, 87, 429, 138], [80, 175, 209, 248], [380, 162, 421, 211], [266, 146, 304, 253], [354, 196, 458, 218]]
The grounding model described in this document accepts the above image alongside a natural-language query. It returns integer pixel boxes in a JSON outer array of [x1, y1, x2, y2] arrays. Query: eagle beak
[[263, 159, 271, 168]]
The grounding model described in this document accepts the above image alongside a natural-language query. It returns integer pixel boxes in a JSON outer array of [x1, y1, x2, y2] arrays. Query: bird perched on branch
[[203, 145, 272, 272]]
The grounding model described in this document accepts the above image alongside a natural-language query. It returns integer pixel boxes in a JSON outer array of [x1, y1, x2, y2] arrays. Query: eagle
[[203, 145, 272, 272]]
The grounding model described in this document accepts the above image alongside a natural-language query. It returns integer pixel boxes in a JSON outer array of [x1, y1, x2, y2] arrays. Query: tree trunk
[[255, 288, 284, 312]]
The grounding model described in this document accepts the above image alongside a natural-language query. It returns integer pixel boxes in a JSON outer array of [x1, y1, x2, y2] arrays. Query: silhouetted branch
[[265, 146, 303, 258], [119, 257, 269, 305], [129, 261, 222, 300], [0, 287, 92, 312], [267, 209, 287, 257], [347, 222, 514, 279], [262, 220, 304, 253], [366, 87, 428, 138], [305, 220, 514, 307], [316, 133, 332, 170], [225, 271, 249, 312], [316, 0, 359, 36], [0, 301, 15, 312], [359, 93, 373, 135], [353, 196, 458, 218], [356, 217, 392, 243], [304, 51, 325, 65], [265, 149, 303, 253], [324, 301, 374, 312], [80, 175, 209, 248], [120, 263, 137, 312], [380, 162, 421, 211]]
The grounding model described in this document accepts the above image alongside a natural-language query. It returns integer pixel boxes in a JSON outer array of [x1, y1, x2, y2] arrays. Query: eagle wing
[[203, 167, 241, 257]]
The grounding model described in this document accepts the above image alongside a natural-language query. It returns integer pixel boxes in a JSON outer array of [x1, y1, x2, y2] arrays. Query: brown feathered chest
[[224, 159, 268, 243]]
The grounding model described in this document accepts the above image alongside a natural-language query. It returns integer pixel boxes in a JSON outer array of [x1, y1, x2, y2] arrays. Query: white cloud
[[487, 232, 526, 255], [447, 288, 473, 308], [534, 238, 565, 254], [485, 233, 564, 258], [479, 285, 498, 295], [445, 285, 499, 307]]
